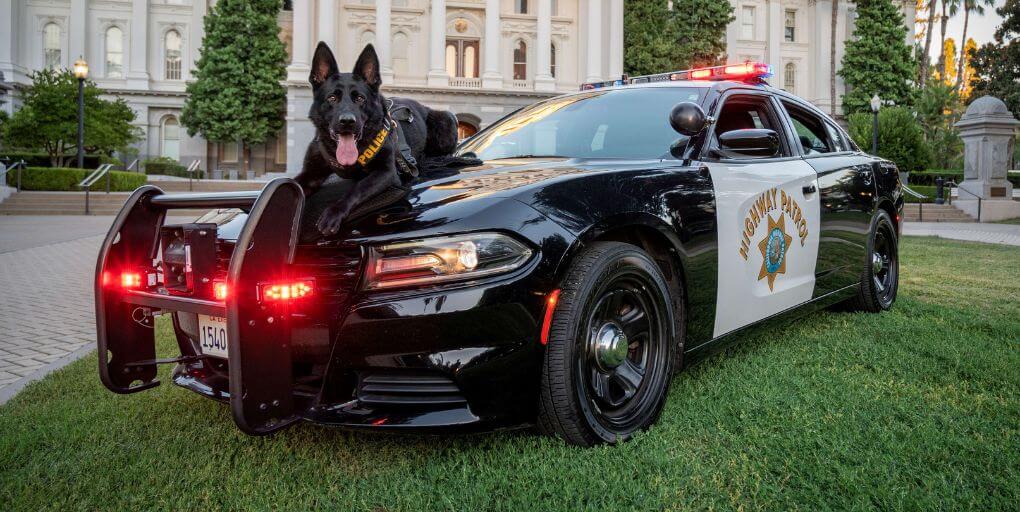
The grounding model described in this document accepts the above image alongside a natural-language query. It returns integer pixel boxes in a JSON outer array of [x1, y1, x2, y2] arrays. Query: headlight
[[365, 233, 533, 290]]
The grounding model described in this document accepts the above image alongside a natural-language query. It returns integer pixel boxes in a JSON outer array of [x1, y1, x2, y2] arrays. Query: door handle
[[802, 184, 817, 195]]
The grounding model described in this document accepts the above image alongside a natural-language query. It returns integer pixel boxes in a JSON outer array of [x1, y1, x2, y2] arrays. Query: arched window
[[446, 39, 479, 78], [161, 116, 181, 160], [393, 32, 409, 76], [164, 30, 182, 80], [515, 0, 528, 14], [550, 43, 556, 78], [43, 23, 61, 69], [513, 41, 527, 80], [784, 62, 795, 93], [105, 27, 123, 78]]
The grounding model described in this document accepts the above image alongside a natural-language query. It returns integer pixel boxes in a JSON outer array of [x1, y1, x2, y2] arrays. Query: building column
[[427, 0, 448, 86], [585, 0, 603, 82], [813, 0, 833, 112], [69, 0, 86, 64], [535, 0, 554, 91], [608, 0, 623, 79], [766, 0, 782, 87], [0, 0, 15, 77], [126, 0, 149, 88], [376, 0, 394, 83], [286, 0, 312, 82], [481, 0, 502, 89], [318, 0, 337, 55]]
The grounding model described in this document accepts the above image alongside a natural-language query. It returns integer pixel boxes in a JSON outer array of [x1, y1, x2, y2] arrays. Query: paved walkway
[[0, 216, 190, 404], [903, 221, 1020, 247]]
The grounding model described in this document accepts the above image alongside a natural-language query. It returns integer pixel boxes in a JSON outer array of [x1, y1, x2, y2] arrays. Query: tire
[[847, 210, 899, 312], [537, 242, 677, 446]]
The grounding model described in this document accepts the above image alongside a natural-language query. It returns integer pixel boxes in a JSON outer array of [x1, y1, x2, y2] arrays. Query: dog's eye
[[353, 94, 365, 104], [326, 95, 338, 104]]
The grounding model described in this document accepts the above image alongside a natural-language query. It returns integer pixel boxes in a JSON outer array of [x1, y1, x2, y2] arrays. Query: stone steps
[[902, 203, 976, 222]]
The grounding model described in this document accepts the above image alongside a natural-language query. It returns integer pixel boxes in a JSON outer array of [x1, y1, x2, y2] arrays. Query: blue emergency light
[[581, 62, 774, 91]]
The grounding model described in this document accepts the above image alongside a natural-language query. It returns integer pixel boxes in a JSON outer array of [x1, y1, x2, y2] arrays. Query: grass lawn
[[1, 237, 1018, 511], [993, 217, 1020, 225]]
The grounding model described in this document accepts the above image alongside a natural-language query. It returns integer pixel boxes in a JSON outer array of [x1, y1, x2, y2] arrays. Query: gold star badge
[[757, 214, 793, 292]]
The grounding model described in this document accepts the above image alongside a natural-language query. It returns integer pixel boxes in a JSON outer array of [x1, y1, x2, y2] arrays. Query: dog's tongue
[[336, 134, 358, 166]]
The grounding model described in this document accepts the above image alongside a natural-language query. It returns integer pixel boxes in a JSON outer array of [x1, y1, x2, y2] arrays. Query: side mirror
[[716, 129, 781, 158], [669, 102, 708, 136]]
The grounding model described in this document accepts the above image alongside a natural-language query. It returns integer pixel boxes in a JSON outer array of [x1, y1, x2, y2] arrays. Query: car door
[[701, 91, 821, 338], [779, 98, 874, 295]]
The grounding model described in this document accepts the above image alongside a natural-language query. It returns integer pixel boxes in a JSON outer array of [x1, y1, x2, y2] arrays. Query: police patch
[[737, 186, 810, 293]]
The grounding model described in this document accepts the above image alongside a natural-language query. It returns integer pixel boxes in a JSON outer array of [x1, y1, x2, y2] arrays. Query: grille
[[357, 371, 467, 406]]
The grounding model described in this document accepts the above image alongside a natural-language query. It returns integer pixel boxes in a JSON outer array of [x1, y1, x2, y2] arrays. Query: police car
[[95, 62, 902, 447]]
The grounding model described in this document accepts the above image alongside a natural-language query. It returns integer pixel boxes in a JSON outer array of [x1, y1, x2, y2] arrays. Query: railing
[[946, 180, 982, 222], [449, 77, 482, 88], [186, 159, 201, 191], [511, 79, 531, 90], [0, 159, 27, 191], [78, 163, 114, 215], [125, 159, 140, 172], [902, 185, 930, 222]]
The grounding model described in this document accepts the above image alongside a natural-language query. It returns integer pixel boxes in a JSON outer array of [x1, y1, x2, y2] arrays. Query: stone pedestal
[[954, 96, 1020, 221]]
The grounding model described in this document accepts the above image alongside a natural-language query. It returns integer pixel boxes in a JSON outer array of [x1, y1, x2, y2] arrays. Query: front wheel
[[538, 242, 677, 446], [847, 210, 899, 312]]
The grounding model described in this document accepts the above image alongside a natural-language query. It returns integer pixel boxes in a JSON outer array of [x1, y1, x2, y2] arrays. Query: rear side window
[[781, 100, 843, 155]]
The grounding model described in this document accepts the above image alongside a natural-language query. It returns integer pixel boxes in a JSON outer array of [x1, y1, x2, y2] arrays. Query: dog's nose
[[337, 113, 356, 126]]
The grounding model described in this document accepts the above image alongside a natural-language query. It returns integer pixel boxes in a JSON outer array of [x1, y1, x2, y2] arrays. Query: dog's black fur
[[295, 42, 458, 235]]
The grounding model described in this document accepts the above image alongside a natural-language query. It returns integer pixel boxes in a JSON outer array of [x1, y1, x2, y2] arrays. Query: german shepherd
[[295, 42, 458, 235]]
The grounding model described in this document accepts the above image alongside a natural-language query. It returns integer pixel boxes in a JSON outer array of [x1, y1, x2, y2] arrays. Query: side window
[[782, 101, 835, 155], [712, 94, 788, 159]]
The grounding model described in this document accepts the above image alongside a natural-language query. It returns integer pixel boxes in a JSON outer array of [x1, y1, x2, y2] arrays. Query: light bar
[[259, 280, 314, 302], [580, 62, 773, 90]]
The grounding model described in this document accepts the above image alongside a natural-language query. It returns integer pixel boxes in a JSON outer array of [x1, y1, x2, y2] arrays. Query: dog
[[295, 42, 458, 235]]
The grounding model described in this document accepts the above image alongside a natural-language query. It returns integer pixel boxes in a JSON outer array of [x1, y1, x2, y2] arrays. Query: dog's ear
[[352, 44, 382, 90], [310, 42, 339, 87]]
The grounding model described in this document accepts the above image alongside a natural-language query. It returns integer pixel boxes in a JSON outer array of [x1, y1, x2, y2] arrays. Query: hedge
[[18, 167, 147, 192], [2, 151, 102, 169], [910, 169, 1020, 188], [143, 158, 204, 179]]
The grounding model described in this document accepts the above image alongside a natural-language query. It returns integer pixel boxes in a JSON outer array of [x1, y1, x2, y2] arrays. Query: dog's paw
[[316, 205, 348, 235]]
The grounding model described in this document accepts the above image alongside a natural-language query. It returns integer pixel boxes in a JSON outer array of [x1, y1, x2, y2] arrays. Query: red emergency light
[[120, 272, 142, 288], [213, 281, 229, 301], [259, 279, 315, 303], [581, 61, 773, 90]]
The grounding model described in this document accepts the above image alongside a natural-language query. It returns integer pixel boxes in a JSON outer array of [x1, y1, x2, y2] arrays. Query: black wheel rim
[[872, 221, 898, 305], [575, 270, 670, 435]]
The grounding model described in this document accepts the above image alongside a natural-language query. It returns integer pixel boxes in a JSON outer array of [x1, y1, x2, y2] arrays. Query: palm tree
[[920, 0, 938, 86], [954, 0, 994, 91], [935, 0, 960, 83], [831, 0, 839, 117]]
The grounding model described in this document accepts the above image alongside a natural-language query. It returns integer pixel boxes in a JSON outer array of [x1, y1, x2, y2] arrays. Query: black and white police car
[[96, 62, 902, 447]]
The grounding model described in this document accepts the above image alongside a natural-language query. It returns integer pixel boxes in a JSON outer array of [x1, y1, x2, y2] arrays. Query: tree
[[915, 82, 963, 168], [181, 0, 287, 174], [958, 38, 978, 98], [940, 37, 957, 85], [935, 0, 960, 82], [848, 107, 932, 172], [919, 0, 938, 86], [839, 0, 916, 114], [968, 0, 1020, 114], [955, 0, 997, 92], [0, 69, 140, 167], [623, 0, 733, 77]]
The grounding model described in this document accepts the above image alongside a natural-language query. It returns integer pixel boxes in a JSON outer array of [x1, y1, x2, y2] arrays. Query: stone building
[[0, 0, 915, 174]]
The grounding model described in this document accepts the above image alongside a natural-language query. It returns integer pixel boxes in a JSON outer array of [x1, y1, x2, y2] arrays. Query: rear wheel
[[847, 210, 899, 312], [538, 242, 677, 446]]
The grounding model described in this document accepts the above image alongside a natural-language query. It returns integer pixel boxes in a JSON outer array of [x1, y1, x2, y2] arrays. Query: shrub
[[848, 107, 932, 173], [19, 167, 147, 192], [143, 157, 204, 179], [2, 151, 101, 168], [910, 169, 1020, 187]]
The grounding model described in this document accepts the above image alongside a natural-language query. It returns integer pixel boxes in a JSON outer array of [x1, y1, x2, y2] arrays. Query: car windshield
[[457, 87, 705, 160]]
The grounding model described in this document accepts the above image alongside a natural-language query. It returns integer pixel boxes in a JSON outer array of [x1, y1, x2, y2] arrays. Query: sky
[[924, 1, 1006, 62]]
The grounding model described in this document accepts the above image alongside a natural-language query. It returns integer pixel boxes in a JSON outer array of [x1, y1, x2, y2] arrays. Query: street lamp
[[869, 93, 881, 155], [72, 57, 89, 169]]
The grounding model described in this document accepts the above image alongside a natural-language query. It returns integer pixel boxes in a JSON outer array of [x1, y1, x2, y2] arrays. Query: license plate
[[198, 315, 229, 359]]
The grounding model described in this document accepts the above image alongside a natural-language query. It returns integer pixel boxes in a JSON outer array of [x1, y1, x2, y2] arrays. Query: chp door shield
[[708, 159, 820, 337]]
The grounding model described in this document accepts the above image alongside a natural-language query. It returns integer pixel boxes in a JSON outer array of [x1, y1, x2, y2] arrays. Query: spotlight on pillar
[[870, 93, 881, 155], [73, 57, 89, 169]]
